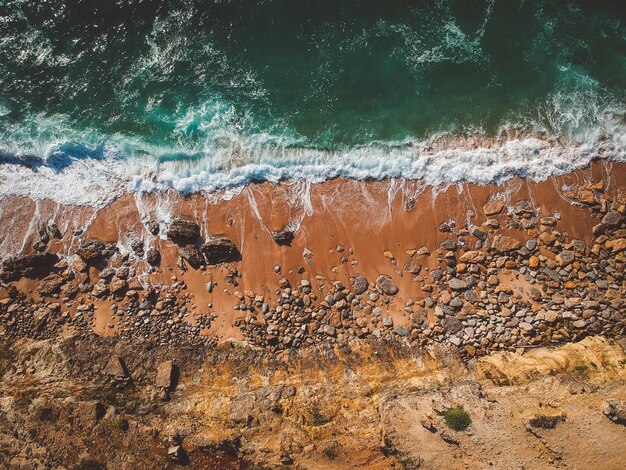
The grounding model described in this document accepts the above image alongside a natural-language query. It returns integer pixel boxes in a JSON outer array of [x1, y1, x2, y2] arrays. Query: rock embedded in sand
[[179, 244, 204, 268], [459, 250, 485, 264], [491, 235, 521, 253], [201, 236, 241, 264], [1, 252, 59, 280], [146, 248, 161, 266], [352, 276, 369, 295], [77, 239, 118, 262], [272, 229, 295, 246], [39, 274, 64, 296], [156, 360, 175, 390], [483, 199, 505, 216], [376, 275, 398, 295], [403, 254, 422, 274], [166, 218, 201, 245], [104, 355, 129, 379], [604, 399, 626, 425]]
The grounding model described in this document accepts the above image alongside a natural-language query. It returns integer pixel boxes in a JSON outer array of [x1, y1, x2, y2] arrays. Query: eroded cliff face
[[1, 335, 625, 469]]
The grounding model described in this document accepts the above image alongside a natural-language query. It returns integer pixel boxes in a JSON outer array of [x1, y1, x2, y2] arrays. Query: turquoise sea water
[[0, 0, 625, 204]]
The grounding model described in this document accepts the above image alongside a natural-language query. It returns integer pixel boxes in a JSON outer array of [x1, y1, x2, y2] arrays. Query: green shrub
[[441, 406, 471, 431]]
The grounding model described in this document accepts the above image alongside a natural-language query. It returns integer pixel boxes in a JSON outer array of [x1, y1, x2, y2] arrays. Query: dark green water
[[0, 0, 625, 203]]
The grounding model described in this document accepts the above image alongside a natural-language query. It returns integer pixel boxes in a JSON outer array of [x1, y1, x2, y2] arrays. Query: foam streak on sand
[[0, 131, 624, 207]]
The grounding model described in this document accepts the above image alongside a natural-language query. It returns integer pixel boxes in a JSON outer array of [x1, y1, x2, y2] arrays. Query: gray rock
[[376, 275, 399, 295], [352, 275, 369, 295], [449, 278, 467, 290]]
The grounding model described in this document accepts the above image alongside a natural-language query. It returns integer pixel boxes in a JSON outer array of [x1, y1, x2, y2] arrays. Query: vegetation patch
[[529, 413, 565, 429], [440, 406, 471, 431], [322, 441, 339, 460]]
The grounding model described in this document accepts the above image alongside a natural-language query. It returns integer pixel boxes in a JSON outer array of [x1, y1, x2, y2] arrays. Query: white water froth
[[0, 130, 624, 207]]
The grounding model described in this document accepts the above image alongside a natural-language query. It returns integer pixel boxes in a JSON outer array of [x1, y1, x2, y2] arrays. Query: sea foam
[[0, 126, 624, 208]]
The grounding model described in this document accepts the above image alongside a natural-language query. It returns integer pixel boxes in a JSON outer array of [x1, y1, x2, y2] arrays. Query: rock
[[156, 360, 176, 390], [570, 187, 596, 205], [602, 211, 621, 227], [604, 399, 626, 425], [528, 256, 540, 268], [104, 356, 128, 379], [606, 238, 626, 253], [352, 276, 369, 295], [38, 274, 65, 296], [323, 325, 336, 336], [491, 235, 521, 253], [146, 248, 161, 266], [201, 236, 241, 264], [376, 275, 399, 295], [449, 278, 467, 290], [1, 252, 59, 280], [47, 222, 62, 239], [109, 278, 128, 296], [166, 218, 201, 245], [555, 250, 575, 266], [459, 251, 486, 263], [272, 229, 295, 246], [130, 238, 144, 257], [442, 316, 463, 334], [168, 445, 188, 464], [77, 239, 118, 262], [519, 322, 533, 332], [179, 244, 204, 268], [403, 254, 422, 274], [483, 199, 505, 216], [382, 316, 393, 327], [91, 279, 110, 298]]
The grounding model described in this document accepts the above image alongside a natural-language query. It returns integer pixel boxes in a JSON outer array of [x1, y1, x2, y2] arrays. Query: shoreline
[[1, 130, 624, 207], [0, 160, 624, 355]]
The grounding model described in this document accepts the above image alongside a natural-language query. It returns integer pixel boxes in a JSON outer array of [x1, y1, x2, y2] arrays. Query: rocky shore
[[1, 167, 625, 356], [1, 163, 626, 468]]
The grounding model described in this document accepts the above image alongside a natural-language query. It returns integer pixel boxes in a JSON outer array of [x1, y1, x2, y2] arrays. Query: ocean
[[0, 0, 624, 205]]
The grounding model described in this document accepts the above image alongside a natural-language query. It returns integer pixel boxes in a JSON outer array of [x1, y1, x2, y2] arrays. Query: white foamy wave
[[0, 127, 624, 208]]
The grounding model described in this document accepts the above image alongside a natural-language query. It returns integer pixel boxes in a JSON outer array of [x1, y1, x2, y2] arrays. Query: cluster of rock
[[0, 185, 625, 356], [236, 184, 625, 354]]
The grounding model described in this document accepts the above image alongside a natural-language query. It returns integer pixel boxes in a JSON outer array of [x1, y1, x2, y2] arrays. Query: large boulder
[[1, 252, 59, 280], [201, 237, 241, 265], [166, 218, 201, 245], [146, 248, 161, 266], [77, 239, 118, 262], [179, 244, 204, 268], [272, 229, 295, 246]]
